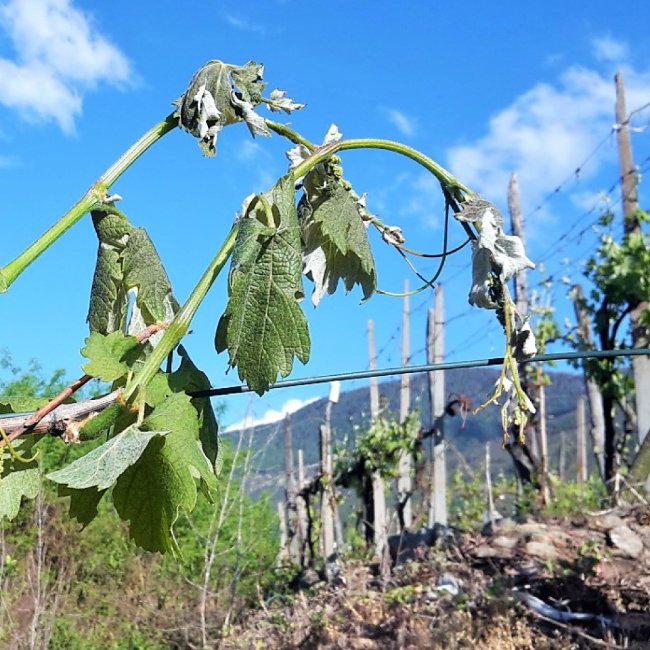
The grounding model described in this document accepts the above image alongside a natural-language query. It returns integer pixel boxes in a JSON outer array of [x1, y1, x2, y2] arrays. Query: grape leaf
[[122, 228, 179, 326], [87, 206, 133, 334], [58, 486, 107, 527], [112, 392, 217, 553], [215, 175, 310, 394], [0, 438, 39, 520], [46, 425, 168, 490], [87, 206, 178, 340], [299, 180, 376, 306], [0, 395, 49, 414], [174, 60, 271, 156], [143, 351, 220, 471], [170, 346, 220, 471], [81, 331, 140, 382]]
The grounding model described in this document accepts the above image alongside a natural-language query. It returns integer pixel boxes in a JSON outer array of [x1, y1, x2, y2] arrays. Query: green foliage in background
[[334, 410, 421, 488]]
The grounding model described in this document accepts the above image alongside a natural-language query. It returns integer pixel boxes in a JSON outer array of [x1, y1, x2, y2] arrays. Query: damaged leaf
[[295, 129, 376, 305], [215, 174, 310, 394], [174, 60, 273, 156], [87, 206, 178, 341]]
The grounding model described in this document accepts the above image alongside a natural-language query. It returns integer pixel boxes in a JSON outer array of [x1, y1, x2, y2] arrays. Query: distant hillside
[[224, 368, 589, 487]]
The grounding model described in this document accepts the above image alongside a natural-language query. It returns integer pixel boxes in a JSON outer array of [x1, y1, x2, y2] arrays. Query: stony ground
[[220, 505, 650, 649]]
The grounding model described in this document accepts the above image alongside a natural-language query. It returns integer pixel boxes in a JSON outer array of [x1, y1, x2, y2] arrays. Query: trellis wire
[[191, 347, 650, 397]]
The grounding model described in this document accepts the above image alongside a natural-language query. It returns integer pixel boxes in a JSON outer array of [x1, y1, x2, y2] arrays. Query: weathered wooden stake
[[296, 448, 310, 566], [508, 171, 539, 461], [277, 501, 288, 564], [368, 320, 387, 559], [536, 368, 551, 504], [283, 415, 301, 566], [427, 285, 447, 528], [571, 284, 606, 479], [576, 397, 588, 486], [615, 72, 650, 491], [397, 279, 413, 529], [485, 442, 495, 529], [558, 430, 566, 482], [320, 382, 339, 581]]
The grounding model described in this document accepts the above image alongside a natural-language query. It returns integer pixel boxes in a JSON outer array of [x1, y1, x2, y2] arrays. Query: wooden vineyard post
[[296, 448, 311, 566], [536, 368, 550, 504], [277, 501, 289, 564], [368, 320, 388, 561], [397, 280, 413, 530], [485, 442, 495, 529], [283, 415, 302, 566], [320, 382, 340, 581], [571, 284, 606, 480], [615, 72, 650, 493], [427, 285, 447, 528], [508, 172, 540, 460], [576, 397, 588, 486]]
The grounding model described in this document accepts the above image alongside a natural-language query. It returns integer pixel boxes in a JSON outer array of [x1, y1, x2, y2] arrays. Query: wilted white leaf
[[175, 60, 270, 156], [323, 124, 342, 144], [468, 245, 497, 309], [286, 144, 311, 168], [463, 202, 534, 309], [266, 89, 305, 114], [382, 226, 404, 246], [513, 321, 537, 360], [230, 92, 271, 138]]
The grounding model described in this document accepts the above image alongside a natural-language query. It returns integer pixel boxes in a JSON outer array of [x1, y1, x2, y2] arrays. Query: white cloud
[[445, 40, 650, 216], [398, 172, 446, 228], [592, 36, 628, 63], [0, 0, 132, 132], [235, 139, 270, 163], [383, 107, 417, 137], [0, 153, 17, 168], [224, 12, 266, 35], [224, 396, 319, 432]]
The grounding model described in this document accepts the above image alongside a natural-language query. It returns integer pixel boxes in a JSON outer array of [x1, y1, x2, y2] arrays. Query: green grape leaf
[[174, 60, 270, 157], [81, 331, 140, 382], [170, 346, 220, 471], [0, 395, 49, 414], [122, 228, 180, 326], [87, 206, 178, 339], [87, 206, 133, 334], [300, 183, 376, 306], [112, 392, 217, 553], [46, 425, 168, 490], [58, 486, 107, 527], [215, 175, 310, 394], [0, 438, 40, 520], [142, 350, 220, 471]]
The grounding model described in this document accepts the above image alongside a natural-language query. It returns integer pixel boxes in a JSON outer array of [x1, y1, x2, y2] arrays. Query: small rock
[[436, 572, 461, 596], [525, 540, 559, 561], [474, 544, 512, 559], [591, 514, 626, 531], [298, 568, 321, 588], [492, 535, 518, 550], [609, 525, 644, 559]]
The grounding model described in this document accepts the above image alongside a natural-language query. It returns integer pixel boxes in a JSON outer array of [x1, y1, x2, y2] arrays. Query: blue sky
[[1, 0, 650, 430]]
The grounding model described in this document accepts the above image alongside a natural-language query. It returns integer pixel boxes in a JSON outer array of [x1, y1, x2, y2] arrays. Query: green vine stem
[[0, 112, 178, 292], [293, 138, 472, 199], [123, 223, 239, 403], [265, 119, 316, 151]]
